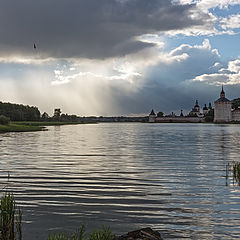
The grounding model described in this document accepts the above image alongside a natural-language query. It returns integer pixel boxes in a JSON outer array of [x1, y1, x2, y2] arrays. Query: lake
[[0, 123, 240, 239]]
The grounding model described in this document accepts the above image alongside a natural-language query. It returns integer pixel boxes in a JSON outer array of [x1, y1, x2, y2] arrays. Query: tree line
[[0, 102, 40, 121]]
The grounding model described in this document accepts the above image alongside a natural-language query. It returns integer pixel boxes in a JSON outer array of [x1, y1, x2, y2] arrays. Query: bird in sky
[[33, 43, 37, 49]]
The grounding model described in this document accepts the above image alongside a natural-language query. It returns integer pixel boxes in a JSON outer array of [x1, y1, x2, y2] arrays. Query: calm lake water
[[0, 123, 240, 239]]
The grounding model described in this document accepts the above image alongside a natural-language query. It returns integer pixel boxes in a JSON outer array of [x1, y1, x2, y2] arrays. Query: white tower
[[214, 86, 232, 123]]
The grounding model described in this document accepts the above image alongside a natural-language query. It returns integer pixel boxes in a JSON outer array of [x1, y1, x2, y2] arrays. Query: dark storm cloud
[[104, 40, 224, 115], [0, 0, 207, 59]]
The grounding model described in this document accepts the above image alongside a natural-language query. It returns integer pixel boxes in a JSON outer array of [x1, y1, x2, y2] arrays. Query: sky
[[0, 0, 240, 116]]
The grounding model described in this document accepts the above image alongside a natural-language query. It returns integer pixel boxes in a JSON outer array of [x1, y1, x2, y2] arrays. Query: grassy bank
[[13, 121, 96, 126], [0, 121, 96, 134], [0, 123, 44, 133]]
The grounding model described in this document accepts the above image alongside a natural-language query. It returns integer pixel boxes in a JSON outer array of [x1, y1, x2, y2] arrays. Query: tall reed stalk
[[233, 162, 240, 185], [0, 192, 22, 239], [226, 162, 240, 186]]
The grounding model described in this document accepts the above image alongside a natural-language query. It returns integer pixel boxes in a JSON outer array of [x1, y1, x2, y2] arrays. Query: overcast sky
[[0, 0, 240, 116]]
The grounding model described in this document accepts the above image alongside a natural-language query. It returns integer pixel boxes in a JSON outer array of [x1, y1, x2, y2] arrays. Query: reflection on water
[[0, 123, 240, 240]]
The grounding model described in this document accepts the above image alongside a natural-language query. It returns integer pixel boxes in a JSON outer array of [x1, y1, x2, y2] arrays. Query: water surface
[[0, 123, 240, 239]]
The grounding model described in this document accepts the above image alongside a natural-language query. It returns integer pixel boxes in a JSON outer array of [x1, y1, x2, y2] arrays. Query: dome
[[203, 104, 208, 110]]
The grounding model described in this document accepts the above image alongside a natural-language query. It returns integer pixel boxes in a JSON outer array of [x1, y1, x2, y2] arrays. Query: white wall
[[232, 110, 240, 122], [214, 102, 232, 122]]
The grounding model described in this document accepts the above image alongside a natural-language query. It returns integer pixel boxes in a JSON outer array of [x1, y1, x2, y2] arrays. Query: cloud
[[220, 14, 240, 30], [168, 0, 240, 36], [192, 57, 240, 85], [177, 0, 240, 11], [0, 0, 208, 60], [1, 37, 239, 116]]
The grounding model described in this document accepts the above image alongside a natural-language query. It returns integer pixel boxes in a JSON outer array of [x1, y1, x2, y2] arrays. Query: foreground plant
[[233, 162, 240, 185], [226, 162, 240, 186], [48, 225, 115, 240], [89, 226, 114, 240], [0, 192, 22, 240]]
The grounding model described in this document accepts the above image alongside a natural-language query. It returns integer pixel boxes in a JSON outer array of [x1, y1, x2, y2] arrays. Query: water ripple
[[0, 123, 240, 239]]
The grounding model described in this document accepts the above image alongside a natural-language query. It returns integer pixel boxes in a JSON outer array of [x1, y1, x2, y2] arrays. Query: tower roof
[[149, 109, 156, 116], [221, 85, 225, 95], [194, 99, 199, 107], [215, 86, 230, 103], [215, 97, 231, 103]]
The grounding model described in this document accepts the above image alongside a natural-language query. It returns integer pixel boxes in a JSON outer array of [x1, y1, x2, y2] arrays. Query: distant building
[[148, 86, 240, 123], [189, 100, 204, 117], [149, 109, 156, 123], [203, 104, 208, 115], [180, 110, 184, 117], [214, 87, 232, 122], [232, 109, 240, 121], [208, 102, 212, 110]]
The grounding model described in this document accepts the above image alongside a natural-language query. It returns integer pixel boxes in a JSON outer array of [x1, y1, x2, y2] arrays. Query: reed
[[233, 162, 240, 185], [226, 162, 240, 186], [0, 192, 22, 240]]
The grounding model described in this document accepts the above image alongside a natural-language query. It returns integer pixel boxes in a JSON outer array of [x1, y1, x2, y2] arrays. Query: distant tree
[[60, 113, 79, 122], [42, 112, 49, 121], [0, 115, 10, 125], [0, 102, 40, 121], [232, 98, 240, 110], [205, 109, 214, 122], [53, 109, 61, 120], [157, 112, 164, 117]]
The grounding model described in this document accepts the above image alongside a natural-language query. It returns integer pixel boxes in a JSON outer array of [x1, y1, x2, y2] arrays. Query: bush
[[0, 115, 10, 125], [205, 109, 214, 122]]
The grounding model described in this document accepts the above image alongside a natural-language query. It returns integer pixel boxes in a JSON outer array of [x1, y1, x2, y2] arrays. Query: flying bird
[[33, 43, 37, 49]]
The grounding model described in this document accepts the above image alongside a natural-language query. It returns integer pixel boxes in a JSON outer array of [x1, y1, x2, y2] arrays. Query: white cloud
[[169, 1, 240, 36], [52, 39, 216, 88], [192, 57, 240, 85], [177, 0, 240, 11], [228, 58, 240, 72], [197, 0, 240, 11], [220, 14, 240, 30], [0, 56, 55, 65]]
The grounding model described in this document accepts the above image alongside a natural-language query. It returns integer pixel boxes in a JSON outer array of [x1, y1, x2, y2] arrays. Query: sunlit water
[[0, 123, 240, 239]]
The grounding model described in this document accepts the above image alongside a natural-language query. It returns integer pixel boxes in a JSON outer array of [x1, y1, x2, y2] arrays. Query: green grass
[[47, 225, 115, 240], [0, 121, 96, 133], [0, 123, 44, 133], [13, 121, 93, 126]]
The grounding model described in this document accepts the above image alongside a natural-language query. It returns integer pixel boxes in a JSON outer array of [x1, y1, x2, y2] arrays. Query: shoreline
[[0, 121, 96, 133], [13, 121, 97, 126], [0, 123, 44, 133]]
